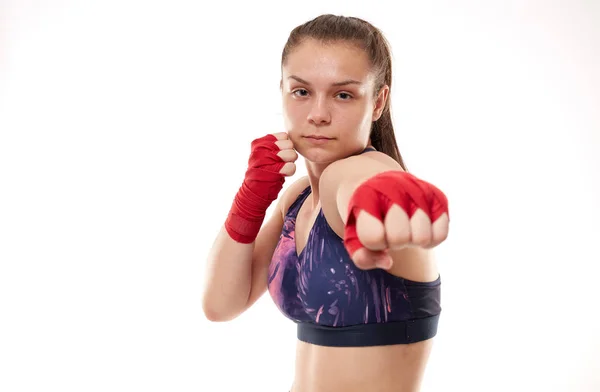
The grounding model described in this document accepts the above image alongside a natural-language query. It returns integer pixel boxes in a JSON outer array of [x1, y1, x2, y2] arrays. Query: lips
[[304, 135, 333, 145]]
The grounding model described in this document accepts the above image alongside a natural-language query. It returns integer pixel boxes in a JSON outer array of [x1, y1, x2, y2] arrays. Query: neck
[[303, 143, 375, 210], [304, 160, 328, 210]]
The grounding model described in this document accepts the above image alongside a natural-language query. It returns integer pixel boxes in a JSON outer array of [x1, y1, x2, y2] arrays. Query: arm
[[201, 177, 308, 322], [320, 152, 448, 278], [201, 207, 281, 322]]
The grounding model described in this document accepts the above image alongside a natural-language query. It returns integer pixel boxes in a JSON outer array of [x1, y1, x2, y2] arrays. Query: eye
[[291, 89, 353, 100], [292, 89, 308, 97]]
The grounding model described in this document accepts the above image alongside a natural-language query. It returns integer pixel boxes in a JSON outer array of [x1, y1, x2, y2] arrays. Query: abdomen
[[292, 338, 435, 392]]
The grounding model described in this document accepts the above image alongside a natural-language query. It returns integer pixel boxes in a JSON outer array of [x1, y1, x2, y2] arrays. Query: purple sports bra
[[266, 148, 442, 347]]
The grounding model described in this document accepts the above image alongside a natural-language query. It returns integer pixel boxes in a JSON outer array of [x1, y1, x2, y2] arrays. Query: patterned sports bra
[[267, 148, 441, 347]]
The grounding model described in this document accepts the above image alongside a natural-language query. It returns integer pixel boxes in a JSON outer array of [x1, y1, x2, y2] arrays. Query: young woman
[[202, 14, 450, 392]]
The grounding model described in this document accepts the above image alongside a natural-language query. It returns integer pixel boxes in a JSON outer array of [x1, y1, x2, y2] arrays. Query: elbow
[[202, 298, 242, 323], [203, 308, 228, 323]]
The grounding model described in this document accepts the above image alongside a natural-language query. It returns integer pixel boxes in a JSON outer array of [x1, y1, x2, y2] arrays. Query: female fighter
[[203, 14, 450, 392]]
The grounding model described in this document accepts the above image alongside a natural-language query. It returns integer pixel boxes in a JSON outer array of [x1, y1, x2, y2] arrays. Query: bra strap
[[360, 146, 376, 154]]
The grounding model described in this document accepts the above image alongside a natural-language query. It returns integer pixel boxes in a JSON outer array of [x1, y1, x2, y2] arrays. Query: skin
[[202, 38, 449, 392]]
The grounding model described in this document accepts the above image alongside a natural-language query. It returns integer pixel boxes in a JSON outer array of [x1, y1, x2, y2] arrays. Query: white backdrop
[[1, 1, 599, 391]]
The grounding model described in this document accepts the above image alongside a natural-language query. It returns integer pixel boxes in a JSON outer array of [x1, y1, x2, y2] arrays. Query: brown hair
[[281, 14, 408, 171]]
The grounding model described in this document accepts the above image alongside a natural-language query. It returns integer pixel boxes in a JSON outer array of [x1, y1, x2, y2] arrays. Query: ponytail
[[371, 106, 407, 171]]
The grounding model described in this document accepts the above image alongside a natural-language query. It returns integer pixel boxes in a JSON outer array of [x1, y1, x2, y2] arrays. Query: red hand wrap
[[225, 134, 286, 243], [344, 171, 449, 256]]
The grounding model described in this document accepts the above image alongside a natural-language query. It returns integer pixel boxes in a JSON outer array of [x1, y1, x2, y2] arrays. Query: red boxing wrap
[[225, 134, 286, 243], [344, 171, 449, 256]]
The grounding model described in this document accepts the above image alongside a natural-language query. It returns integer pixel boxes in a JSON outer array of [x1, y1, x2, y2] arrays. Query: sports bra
[[267, 147, 441, 347]]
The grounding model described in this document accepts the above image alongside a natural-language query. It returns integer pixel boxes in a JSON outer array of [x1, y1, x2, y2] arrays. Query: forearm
[[202, 226, 254, 321]]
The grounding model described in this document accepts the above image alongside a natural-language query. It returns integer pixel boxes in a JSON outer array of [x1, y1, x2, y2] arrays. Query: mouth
[[303, 135, 333, 145]]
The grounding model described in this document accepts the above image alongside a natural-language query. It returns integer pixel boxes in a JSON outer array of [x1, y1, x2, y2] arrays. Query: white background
[[1, 1, 599, 391]]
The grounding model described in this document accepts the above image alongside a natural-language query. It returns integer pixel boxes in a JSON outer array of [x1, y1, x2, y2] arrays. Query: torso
[[292, 337, 434, 392], [271, 150, 440, 392]]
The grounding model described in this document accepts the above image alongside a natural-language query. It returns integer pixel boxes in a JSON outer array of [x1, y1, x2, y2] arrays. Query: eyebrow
[[288, 75, 363, 87]]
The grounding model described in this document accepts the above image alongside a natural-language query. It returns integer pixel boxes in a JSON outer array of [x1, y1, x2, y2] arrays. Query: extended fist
[[343, 170, 449, 270]]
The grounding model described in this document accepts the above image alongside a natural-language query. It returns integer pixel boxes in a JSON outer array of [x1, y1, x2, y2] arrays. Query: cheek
[[340, 112, 371, 140], [284, 120, 302, 143], [282, 102, 301, 131], [356, 111, 374, 137], [288, 133, 302, 149]]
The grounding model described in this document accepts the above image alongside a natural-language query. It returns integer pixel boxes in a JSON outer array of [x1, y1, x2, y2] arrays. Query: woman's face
[[281, 39, 388, 164]]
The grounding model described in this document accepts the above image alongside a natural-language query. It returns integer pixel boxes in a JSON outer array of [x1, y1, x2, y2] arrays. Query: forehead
[[282, 39, 373, 83]]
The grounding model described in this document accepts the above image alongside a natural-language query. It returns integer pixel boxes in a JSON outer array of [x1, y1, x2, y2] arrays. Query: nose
[[307, 96, 331, 125]]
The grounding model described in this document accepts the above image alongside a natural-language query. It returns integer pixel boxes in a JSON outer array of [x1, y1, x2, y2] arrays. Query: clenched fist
[[343, 170, 450, 270], [271, 132, 298, 177], [225, 132, 298, 243]]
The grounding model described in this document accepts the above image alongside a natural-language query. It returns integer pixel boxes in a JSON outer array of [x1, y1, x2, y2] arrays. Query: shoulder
[[320, 150, 403, 205], [322, 150, 403, 181], [276, 175, 310, 218], [319, 150, 403, 236]]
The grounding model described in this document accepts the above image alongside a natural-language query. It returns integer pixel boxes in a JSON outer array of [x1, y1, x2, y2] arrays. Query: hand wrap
[[343, 171, 449, 256], [225, 134, 286, 243]]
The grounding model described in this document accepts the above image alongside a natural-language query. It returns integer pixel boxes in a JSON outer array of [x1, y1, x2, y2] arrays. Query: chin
[[304, 153, 336, 165], [297, 145, 341, 165]]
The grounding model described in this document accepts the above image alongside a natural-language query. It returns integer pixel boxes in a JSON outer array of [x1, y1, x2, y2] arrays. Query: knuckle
[[276, 149, 291, 160], [411, 233, 431, 247], [271, 132, 288, 140], [280, 162, 296, 176], [386, 232, 410, 246], [281, 149, 298, 162], [359, 233, 385, 249], [275, 140, 293, 150], [432, 229, 448, 244]]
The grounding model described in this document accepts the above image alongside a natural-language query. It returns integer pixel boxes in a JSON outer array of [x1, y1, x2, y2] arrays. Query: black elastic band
[[297, 314, 440, 347], [361, 146, 376, 153]]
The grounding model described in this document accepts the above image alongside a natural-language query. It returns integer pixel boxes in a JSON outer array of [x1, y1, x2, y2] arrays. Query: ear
[[372, 85, 389, 121]]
